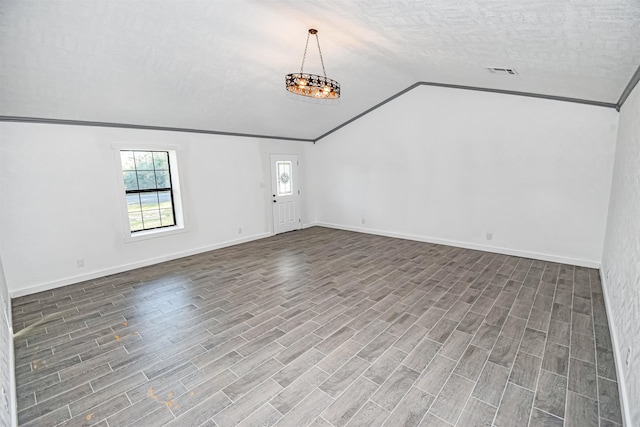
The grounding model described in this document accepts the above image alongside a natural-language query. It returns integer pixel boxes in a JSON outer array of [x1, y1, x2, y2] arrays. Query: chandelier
[[286, 29, 340, 99]]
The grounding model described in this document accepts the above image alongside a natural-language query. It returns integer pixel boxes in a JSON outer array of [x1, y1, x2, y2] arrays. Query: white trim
[[599, 270, 632, 427], [0, 268, 16, 426], [313, 222, 601, 268], [110, 142, 182, 151], [9, 232, 271, 298], [1, 296, 16, 427], [9, 324, 17, 427], [111, 145, 189, 243], [124, 225, 191, 243]]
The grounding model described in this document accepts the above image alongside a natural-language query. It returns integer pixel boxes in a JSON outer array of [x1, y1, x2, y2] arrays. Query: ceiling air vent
[[486, 66, 517, 75]]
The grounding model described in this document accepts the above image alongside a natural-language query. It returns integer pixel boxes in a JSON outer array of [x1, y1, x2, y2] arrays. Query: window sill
[[124, 225, 190, 243]]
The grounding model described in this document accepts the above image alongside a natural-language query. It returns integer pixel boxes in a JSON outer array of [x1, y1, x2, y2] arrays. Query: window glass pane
[[137, 171, 157, 189], [120, 151, 136, 170], [134, 151, 154, 170], [276, 161, 293, 196], [155, 171, 170, 188], [140, 192, 159, 210], [120, 149, 177, 233], [126, 194, 141, 213], [123, 171, 138, 191], [160, 209, 175, 226], [128, 212, 144, 231], [142, 210, 162, 229], [158, 191, 172, 209], [153, 152, 169, 170]]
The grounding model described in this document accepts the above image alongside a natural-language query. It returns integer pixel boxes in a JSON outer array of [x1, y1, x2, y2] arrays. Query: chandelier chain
[[315, 33, 328, 78], [299, 31, 327, 78], [299, 32, 311, 74]]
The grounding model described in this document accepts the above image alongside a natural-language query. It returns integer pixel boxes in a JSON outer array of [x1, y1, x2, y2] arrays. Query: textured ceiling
[[1, 0, 639, 140]]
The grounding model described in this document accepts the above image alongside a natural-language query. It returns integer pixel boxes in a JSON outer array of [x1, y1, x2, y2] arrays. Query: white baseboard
[[10, 232, 272, 298], [599, 270, 632, 427], [314, 222, 601, 268], [12, 223, 599, 298]]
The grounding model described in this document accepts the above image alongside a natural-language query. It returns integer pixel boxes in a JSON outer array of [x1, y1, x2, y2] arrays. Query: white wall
[[0, 122, 309, 296], [306, 85, 618, 267], [601, 81, 640, 426]]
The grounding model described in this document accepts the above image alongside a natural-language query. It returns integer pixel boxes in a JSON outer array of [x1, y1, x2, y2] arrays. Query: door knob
[[273, 200, 277, 203]]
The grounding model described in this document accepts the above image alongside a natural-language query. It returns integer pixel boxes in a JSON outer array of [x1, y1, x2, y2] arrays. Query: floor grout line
[[524, 263, 562, 426], [588, 269, 604, 427], [563, 266, 576, 425], [489, 258, 534, 427]]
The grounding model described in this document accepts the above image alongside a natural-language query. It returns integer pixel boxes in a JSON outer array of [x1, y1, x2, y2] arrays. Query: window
[[114, 145, 186, 241], [120, 150, 175, 232]]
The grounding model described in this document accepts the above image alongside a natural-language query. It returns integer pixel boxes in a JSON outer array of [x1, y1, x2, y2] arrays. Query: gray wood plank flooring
[[11, 227, 623, 426]]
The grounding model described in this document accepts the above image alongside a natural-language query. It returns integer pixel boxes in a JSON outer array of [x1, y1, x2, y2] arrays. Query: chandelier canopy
[[285, 29, 340, 99]]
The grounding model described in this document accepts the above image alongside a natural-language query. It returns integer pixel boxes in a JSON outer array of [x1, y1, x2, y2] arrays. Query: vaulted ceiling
[[1, 0, 639, 140]]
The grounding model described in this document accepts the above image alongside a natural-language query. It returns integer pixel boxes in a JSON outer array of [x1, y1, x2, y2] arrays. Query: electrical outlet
[[76, 258, 85, 268], [361, 218, 365, 225], [626, 347, 632, 366], [486, 232, 493, 241], [238, 227, 243, 234]]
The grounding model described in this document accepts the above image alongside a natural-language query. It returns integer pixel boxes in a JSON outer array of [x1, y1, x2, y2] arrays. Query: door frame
[[268, 153, 302, 235]]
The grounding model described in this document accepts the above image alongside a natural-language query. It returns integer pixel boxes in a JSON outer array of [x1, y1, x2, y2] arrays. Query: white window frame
[[112, 143, 189, 243]]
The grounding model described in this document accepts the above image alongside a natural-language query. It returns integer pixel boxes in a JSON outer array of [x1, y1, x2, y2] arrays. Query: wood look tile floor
[[12, 227, 623, 427]]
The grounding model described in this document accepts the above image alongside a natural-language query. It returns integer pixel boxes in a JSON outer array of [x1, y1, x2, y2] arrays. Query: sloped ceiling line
[[616, 64, 640, 111], [1, 73, 636, 143], [0, 116, 314, 143], [313, 82, 618, 143]]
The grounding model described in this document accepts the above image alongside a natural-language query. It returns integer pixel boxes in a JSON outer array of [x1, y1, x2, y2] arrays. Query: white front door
[[271, 154, 301, 234]]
